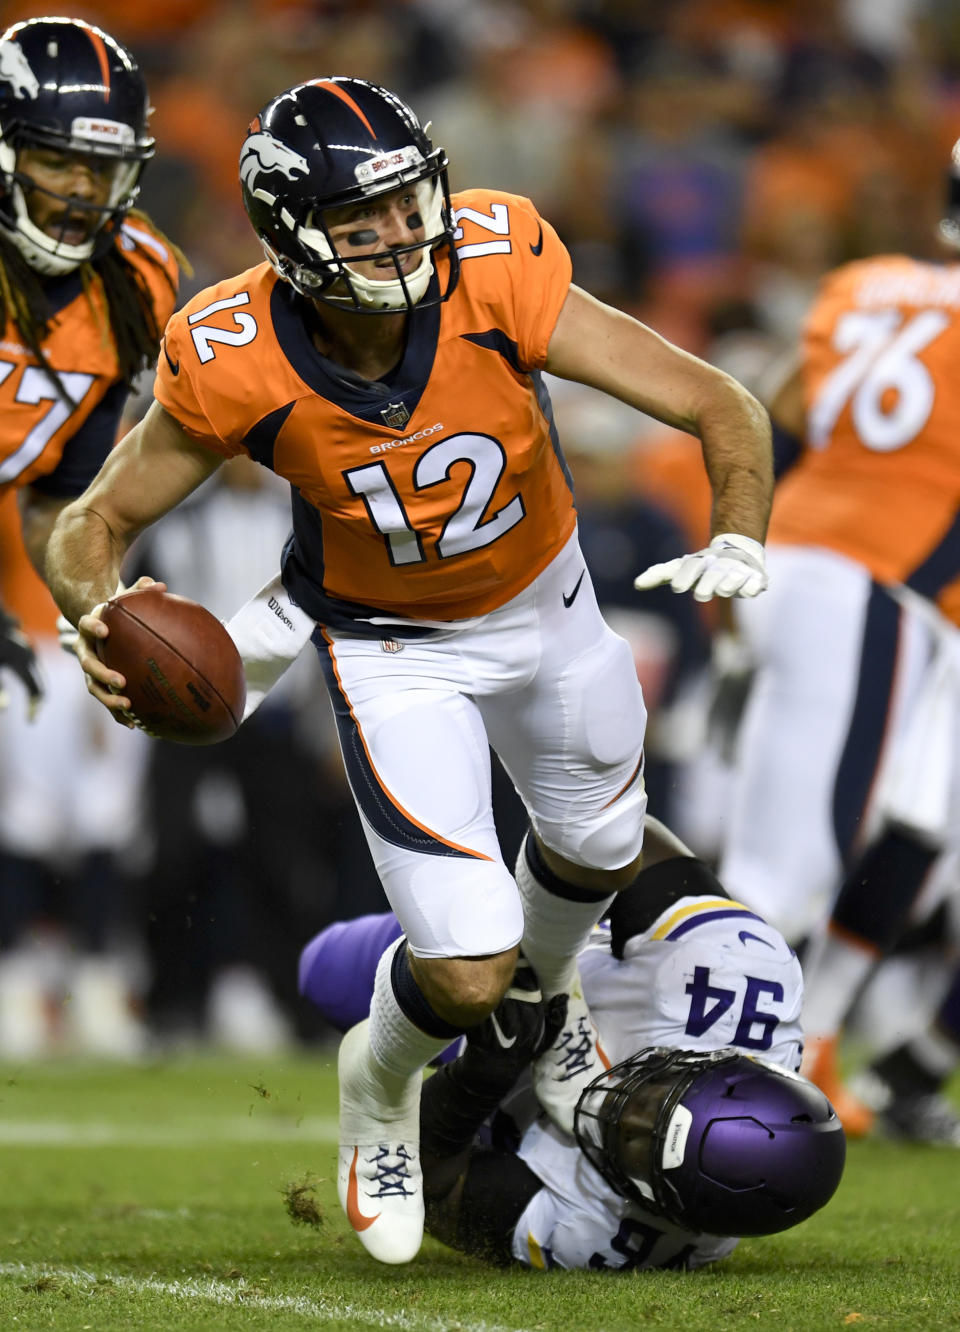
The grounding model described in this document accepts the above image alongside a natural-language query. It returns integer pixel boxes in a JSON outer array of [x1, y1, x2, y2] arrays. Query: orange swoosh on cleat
[[347, 1146, 381, 1231]]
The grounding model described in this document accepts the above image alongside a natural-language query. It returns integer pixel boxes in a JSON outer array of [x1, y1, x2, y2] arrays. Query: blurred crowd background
[[1, 0, 958, 1059]]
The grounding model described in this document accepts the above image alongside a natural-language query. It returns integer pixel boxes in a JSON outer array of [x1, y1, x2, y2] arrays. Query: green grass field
[[1, 1052, 958, 1332]]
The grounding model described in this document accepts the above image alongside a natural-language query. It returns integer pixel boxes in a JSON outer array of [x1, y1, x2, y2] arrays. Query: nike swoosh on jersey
[[346, 1146, 381, 1231], [530, 223, 544, 256], [739, 929, 776, 949], [162, 341, 180, 376], [562, 571, 585, 608], [489, 1012, 517, 1048]]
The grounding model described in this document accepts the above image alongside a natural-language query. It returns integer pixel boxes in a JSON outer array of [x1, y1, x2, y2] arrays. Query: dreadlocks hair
[[0, 208, 187, 406]]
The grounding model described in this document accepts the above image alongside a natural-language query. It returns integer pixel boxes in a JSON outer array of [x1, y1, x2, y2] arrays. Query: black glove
[[421, 958, 567, 1163], [0, 607, 43, 718], [464, 957, 567, 1068]]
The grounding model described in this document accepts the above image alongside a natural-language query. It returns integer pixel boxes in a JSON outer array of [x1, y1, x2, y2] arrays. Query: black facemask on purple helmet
[[575, 1046, 846, 1236]]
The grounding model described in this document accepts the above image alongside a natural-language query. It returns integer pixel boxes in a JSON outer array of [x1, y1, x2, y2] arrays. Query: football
[[95, 586, 246, 745]]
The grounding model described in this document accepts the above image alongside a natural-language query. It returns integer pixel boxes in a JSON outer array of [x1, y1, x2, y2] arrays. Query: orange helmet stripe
[[309, 80, 377, 138], [77, 22, 111, 101]]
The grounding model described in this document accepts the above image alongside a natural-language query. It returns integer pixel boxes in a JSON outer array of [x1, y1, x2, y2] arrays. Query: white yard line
[[0, 1116, 339, 1145], [0, 1262, 526, 1332]]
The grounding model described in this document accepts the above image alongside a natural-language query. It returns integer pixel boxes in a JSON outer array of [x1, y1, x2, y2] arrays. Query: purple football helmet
[[575, 1046, 846, 1236]]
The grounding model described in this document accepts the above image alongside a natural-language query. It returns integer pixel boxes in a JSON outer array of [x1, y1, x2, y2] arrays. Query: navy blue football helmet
[[0, 17, 153, 275], [575, 1046, 846, 1237], [239, 77, 458, 313]]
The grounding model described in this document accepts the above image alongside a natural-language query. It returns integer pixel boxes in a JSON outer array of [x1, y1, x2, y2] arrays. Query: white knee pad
[[536, 776, 647, 872], [393, 856, 524, 960]]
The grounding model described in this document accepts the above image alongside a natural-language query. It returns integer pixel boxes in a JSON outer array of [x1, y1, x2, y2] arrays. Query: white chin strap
[[289, 174, 444, 310], [326, 245, 434, 311], [3, 195, 97, 275], [0, 141, 139, 276]]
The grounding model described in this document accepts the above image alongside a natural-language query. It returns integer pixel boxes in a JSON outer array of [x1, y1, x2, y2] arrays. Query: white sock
[[368, 937, 453, 1081], [515, 835, 615, 997], [801, 928, 877, 1039]]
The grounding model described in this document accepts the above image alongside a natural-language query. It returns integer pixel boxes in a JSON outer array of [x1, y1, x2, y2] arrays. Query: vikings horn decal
[[240, 132, 309, 195], [0, 42, 39, 100]]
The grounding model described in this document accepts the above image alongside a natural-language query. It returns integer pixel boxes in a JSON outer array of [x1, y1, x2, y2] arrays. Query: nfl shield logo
[[380, 400, 410, 429], [381, 637, 404, 654]]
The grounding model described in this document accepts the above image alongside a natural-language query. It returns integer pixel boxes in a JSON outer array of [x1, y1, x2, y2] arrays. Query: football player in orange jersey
[[0, 17, 182, 716], [45, 78, 773, 1264], [714, 140, 960, 1138]]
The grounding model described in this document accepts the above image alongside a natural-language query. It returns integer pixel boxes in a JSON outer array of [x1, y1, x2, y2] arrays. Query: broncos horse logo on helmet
[[0, 41, 39, 101], [239, 77, 459, 313], [239, 132, 309, 191], [575, 1046, 846, 1238], [0, 16, 154, 276]]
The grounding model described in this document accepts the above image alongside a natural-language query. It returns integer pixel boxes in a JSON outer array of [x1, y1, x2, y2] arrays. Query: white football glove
[[634, 533, 768, 603], [223, 571, 317, 721]]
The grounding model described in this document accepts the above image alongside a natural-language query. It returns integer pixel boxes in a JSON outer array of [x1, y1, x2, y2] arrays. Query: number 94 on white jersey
[[578, 896, 805, 1075]]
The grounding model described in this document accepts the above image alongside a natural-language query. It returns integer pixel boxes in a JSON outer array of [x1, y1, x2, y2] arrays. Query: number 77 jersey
[[770, 254, 960, 619], [0, 222, 179, 497], [154, 188, 578, 630]]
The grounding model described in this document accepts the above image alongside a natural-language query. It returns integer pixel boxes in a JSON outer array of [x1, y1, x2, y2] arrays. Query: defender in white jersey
[[299, 845, 844, 1270]]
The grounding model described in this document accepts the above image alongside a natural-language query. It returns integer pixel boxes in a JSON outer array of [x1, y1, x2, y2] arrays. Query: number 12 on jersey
[[345, 433, 526, 565]]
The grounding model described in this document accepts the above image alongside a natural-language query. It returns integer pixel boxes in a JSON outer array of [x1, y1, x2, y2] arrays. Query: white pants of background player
[[718, 544, 937, 944], [0, 640, 148, 861], [316, 531, 649, 960]]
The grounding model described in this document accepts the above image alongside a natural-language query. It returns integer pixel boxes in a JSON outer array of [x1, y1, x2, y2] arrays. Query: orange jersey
[[154, 189, 575, 628], [0, 489, 57, 635], [0, 218, 179, 498], [770, 255, 960, 619]]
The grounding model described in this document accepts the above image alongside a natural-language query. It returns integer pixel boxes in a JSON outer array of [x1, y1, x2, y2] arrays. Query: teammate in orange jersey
[[0, 16, 181, 716], [716, 142, 960, 1136], [44, 78, 773, 1264]]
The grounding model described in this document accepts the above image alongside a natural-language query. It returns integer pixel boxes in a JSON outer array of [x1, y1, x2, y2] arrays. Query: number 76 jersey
[[154, 188, 577, 630], [770, 255, 960, 619]]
